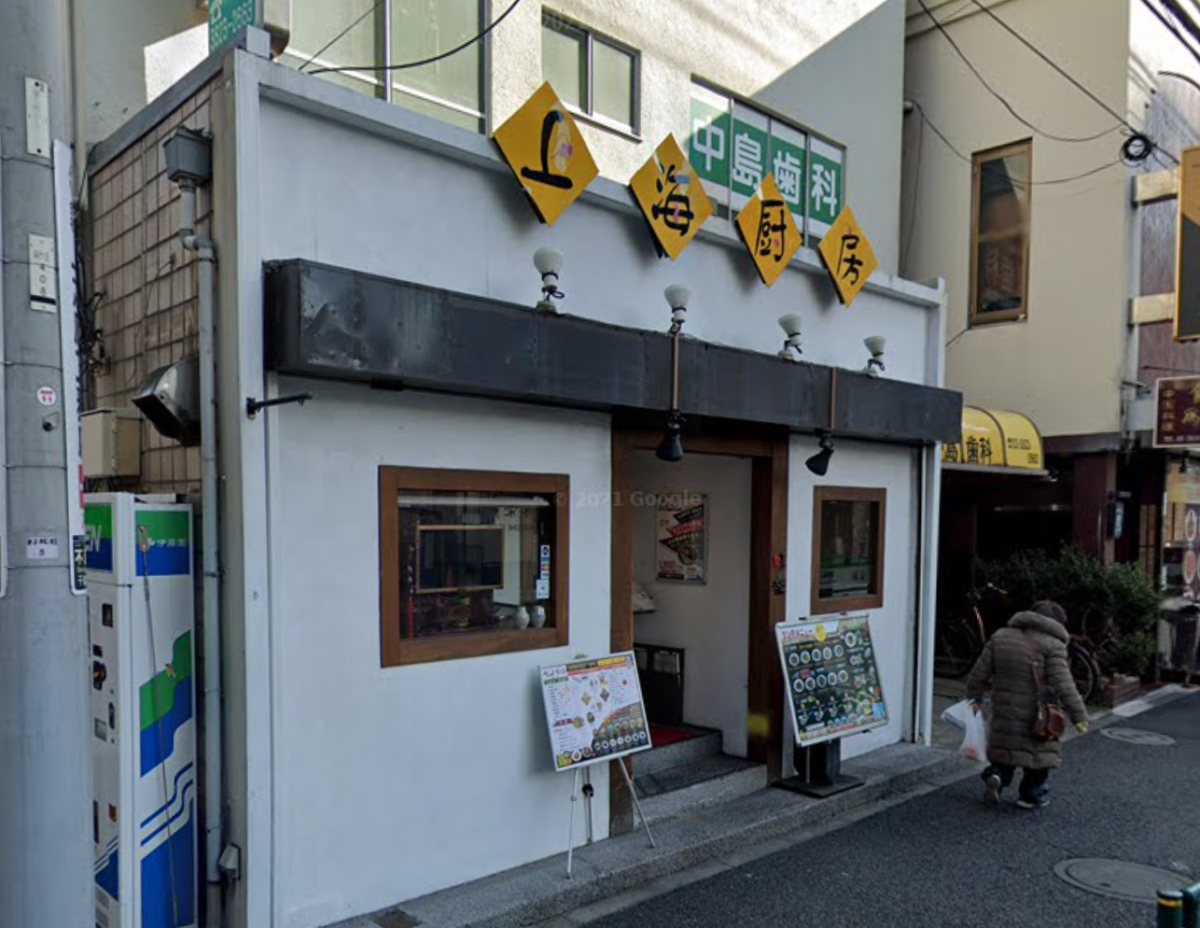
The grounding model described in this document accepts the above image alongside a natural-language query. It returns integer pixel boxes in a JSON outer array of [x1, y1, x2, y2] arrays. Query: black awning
[[263, 259, 961, 445]]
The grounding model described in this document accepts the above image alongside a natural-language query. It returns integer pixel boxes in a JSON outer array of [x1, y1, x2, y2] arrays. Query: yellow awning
[[942, 406, 1046, 474]]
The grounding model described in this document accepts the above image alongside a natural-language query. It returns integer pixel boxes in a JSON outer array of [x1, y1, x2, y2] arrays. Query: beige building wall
[[902, 0, 1132, 438]]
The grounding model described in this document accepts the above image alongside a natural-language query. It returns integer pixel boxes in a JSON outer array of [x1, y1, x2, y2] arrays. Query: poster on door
[[540, 652, 652, 772], [775, 615, 888, 748], [656, 492, 707, 584]]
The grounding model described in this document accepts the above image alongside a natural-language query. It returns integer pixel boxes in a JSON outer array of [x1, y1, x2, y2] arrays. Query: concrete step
[[635, 728, 722, 777], [637, 757, 765, 823]]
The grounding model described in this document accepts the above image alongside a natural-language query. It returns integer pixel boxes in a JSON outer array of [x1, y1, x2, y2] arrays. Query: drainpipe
[[167, 133, 224, 915]]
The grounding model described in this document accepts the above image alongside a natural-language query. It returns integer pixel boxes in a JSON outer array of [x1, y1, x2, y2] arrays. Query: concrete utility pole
[[0, 0, 92, 924]]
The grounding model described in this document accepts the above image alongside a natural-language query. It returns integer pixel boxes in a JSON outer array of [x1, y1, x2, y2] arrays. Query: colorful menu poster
[[775, 616, 888, 747], [656, 493, 707, 584], [540, 653, 652, 772]]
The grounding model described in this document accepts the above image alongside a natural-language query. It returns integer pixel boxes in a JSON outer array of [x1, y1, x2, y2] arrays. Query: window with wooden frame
[[970, 140, 1032, 325], [811, 487, 886, 615], [379, 467, 569, 666]]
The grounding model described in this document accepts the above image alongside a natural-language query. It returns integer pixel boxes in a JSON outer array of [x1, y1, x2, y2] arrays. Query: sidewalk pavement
[[338, 684, 1196, 928]]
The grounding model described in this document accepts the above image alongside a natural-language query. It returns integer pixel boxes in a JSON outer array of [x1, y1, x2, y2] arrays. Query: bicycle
[[1066, 604, 1109, 705], [934, 583, 1006, 679]]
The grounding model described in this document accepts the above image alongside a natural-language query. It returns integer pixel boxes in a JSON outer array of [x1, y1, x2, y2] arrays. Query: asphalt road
[[589, 694, 1200, 928]]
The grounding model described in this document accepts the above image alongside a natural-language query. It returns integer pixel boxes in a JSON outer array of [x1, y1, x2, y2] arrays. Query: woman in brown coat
[[966, 600, 1088, 809]]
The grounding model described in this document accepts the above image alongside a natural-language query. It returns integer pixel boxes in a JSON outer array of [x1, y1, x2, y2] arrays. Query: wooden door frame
[[609, 423, 789, 835]]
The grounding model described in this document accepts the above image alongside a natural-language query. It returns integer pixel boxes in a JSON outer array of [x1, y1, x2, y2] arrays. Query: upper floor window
[[971, 140, 1031, 325], [283, 0, 484, 132], [542, 13, 639, 134]]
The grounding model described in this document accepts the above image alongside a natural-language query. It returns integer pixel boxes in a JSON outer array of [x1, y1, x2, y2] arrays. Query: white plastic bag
[[958, 708, 989, 762], [941, 699, 975, 732]]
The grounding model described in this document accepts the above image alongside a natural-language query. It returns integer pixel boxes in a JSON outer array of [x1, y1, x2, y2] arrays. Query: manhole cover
[[1054, 859, 1191, 903], [1100, 727, 1177, 746]]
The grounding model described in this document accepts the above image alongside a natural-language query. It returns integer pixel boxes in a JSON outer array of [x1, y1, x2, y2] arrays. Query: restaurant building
[[82, 3, 959, 926]]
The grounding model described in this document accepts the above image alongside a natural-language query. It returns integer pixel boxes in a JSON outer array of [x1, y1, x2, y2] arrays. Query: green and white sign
[[688, 84, 732, 208], [687, 82, 841, 244], [209, 0, 257, 53], [730, 104, 769, 210], [769, 122, 807, 222], [807, 137, 844, 243]]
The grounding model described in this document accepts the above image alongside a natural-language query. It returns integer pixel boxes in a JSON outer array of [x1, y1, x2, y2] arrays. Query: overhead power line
[[310, 0, 525, 77], [299, 1, 385, 73], [915, 0, 1121, 144], [911, 101, 1125, 187]]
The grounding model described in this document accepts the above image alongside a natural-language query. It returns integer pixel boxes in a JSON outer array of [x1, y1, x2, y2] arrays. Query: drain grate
[[1100, 727, 1177, 747], [1054, 859, 1191, 903]]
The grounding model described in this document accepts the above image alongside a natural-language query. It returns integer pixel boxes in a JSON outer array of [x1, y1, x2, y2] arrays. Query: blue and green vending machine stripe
[[87, 494, 196, 928]]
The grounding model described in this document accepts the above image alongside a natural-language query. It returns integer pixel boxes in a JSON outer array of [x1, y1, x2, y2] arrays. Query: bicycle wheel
[[1068, 642, 1100, 704], [934, 618, 981, 679]]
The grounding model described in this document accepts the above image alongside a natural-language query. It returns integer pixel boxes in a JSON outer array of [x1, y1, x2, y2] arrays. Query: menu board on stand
[[772, 615, 887, 797], [539, 653, 656, 874]]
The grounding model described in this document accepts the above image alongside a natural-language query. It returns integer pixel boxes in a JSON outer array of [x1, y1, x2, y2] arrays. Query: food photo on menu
[[540, 654, 651, 771]]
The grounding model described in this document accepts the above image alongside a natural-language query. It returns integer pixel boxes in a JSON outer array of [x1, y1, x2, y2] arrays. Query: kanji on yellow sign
[[818, 205, 877, 305], [629, 134, 712, 260], [492, 82, 599, 226], [734, 174, 802, 287]]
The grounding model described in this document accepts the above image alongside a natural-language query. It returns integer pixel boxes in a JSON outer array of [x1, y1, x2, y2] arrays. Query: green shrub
[[979, 545, 1161, 678]]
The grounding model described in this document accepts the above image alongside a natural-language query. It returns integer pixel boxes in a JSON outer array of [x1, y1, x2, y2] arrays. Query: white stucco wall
[[785, 438, 918, 757], [902, 0, 1131, 438], [492, 0, 906, 272], [630, 452, 752, 758], [266, 381, 612, 928], [254, 86, 935, 384]]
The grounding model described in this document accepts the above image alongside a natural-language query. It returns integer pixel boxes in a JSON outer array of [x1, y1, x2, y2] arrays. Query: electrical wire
[[310, 0, 524, 76], [901, 105, 924, 278], [915, 0, 1122, 144], [298, 0, 385, 73], [912, 101, 1125, 187]]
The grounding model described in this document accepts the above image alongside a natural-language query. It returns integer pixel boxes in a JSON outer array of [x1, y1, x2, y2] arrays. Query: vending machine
[[87, 493, 197, 928]]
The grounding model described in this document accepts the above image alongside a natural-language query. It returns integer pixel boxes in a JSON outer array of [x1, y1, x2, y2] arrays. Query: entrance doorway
[[609, 425, 788, 834]]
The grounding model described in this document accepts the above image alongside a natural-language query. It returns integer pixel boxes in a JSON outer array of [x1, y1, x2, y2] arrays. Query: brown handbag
[[1023, 635, 1068, 741]]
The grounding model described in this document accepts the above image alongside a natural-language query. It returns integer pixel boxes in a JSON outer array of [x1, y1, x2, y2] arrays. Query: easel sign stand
[[770, 616, 888, 798], [539, 653, 657, 879], [775, 738, 863, 798]]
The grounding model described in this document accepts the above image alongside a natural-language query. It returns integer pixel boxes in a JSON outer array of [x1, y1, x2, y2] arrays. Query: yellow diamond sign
[[629, 134, 712, 260], [492, 82, 599, 226], [818, 205, 877, 305], [735, 175, 802, 287]]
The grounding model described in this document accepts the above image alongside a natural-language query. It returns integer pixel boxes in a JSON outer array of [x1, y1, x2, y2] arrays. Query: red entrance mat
[[649, 724, 701, 747]]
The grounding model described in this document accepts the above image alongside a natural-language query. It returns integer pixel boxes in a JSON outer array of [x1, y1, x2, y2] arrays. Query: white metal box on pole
[[87, 493, 197, 928]]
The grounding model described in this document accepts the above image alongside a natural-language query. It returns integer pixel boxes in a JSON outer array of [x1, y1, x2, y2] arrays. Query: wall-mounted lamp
[[665, 284, 690, 335], [777, 313, 803, 360], [533, 247, 565, 313], [863, 335, 886, 377], [806, 368, 838, 476], [806, 432, 835, 476], [656, 410, 685, 462], [657, 285, 690, 462]]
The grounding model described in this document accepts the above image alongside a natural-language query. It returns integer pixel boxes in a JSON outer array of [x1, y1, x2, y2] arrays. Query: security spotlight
[[778, 313, 803, 360], [864, 335, 886, 377], [533, 247, 565, 312], [805, 432, 835, 476], [665, 285, 691, 335], [656, 410, 685, 463]]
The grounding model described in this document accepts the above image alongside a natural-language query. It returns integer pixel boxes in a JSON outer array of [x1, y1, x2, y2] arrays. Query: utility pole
[[0, 0, 92, 924]]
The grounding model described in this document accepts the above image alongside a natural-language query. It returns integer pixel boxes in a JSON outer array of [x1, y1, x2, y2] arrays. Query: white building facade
[[84, 3, 958, 927]]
